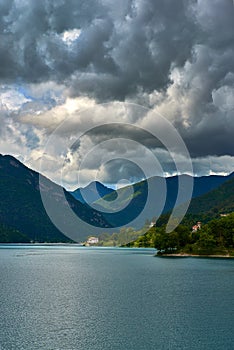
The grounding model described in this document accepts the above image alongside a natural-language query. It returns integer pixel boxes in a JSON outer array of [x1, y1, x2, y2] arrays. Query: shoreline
[[156, 252, 234, 258], [0, 243, 233, 257], [0, 243, 155, 250]]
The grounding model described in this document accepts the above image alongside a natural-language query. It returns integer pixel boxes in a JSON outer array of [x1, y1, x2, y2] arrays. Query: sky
[[0, 0, 234, 190]]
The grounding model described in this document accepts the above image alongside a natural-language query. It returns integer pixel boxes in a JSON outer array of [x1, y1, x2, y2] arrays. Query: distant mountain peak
[[70, 180, 114, 204]]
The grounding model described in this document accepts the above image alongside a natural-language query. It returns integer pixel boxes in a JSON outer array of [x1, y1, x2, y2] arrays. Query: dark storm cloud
[[70, 123, 163, 151], [1, 0, 234, 168], [0, 0, 105, 82], [1, 0, 233, 102], [0, 0, 197, 95], [182, 111, 234, 157]]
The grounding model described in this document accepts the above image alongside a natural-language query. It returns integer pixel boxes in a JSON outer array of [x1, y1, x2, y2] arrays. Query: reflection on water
[[0, 246, 233, 350]]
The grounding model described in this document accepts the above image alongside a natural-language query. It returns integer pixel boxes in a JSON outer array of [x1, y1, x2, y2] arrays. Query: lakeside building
[[192, 221, 201, 232], [87, 236, 99, 244]]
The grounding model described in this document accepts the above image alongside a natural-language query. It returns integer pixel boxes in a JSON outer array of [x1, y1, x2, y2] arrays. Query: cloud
[[0, 103, 37, 159], [0, 0, 234, 187], [0, 1, 233, 102], [0, 0, 196, 94]]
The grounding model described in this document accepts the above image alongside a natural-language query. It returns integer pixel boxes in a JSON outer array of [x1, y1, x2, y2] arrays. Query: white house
[[87, 236, 99, 244]]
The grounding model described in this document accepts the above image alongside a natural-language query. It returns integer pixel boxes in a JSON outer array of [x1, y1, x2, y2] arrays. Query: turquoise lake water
[[0, 245, 233, 350]]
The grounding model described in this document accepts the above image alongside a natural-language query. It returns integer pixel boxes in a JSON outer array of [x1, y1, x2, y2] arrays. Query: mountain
[[0, 154, 111, 243], [126, 176, 234, 249], [0, 223, 30, 243], [93, 173, 234, 228], [155, 175, 234, 228], [1, 153, 233, 243], [70, 181, 114, 204], [183, 175, 234, 224]]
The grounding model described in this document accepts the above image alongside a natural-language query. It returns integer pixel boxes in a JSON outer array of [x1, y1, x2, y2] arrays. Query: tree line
[[127, 213, 234, 255]]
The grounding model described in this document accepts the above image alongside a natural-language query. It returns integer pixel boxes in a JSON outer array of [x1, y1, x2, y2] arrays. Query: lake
[[0, 245, 233, 350]]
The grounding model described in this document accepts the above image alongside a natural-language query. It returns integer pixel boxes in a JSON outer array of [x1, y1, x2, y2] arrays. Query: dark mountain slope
[[0, 154, 111, 242], [0, 223, 30, 243], [184, 175, 234, 224], [156, 176, 234, 228], [93, 173, 234, 228], [126, 176, 234, 248]]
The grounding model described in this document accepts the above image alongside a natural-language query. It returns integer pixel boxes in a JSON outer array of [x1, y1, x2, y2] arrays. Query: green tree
[[196, 231, 216, 253]]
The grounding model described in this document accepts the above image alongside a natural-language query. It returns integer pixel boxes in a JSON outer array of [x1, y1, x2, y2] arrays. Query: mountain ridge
[[125, 176, 234, 250], [0, 154, 111, 243], [1, 153, 233, 242], [92, 172, 234, 228], [70, 181, 115, 204], [155, 175, 234, 228]]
